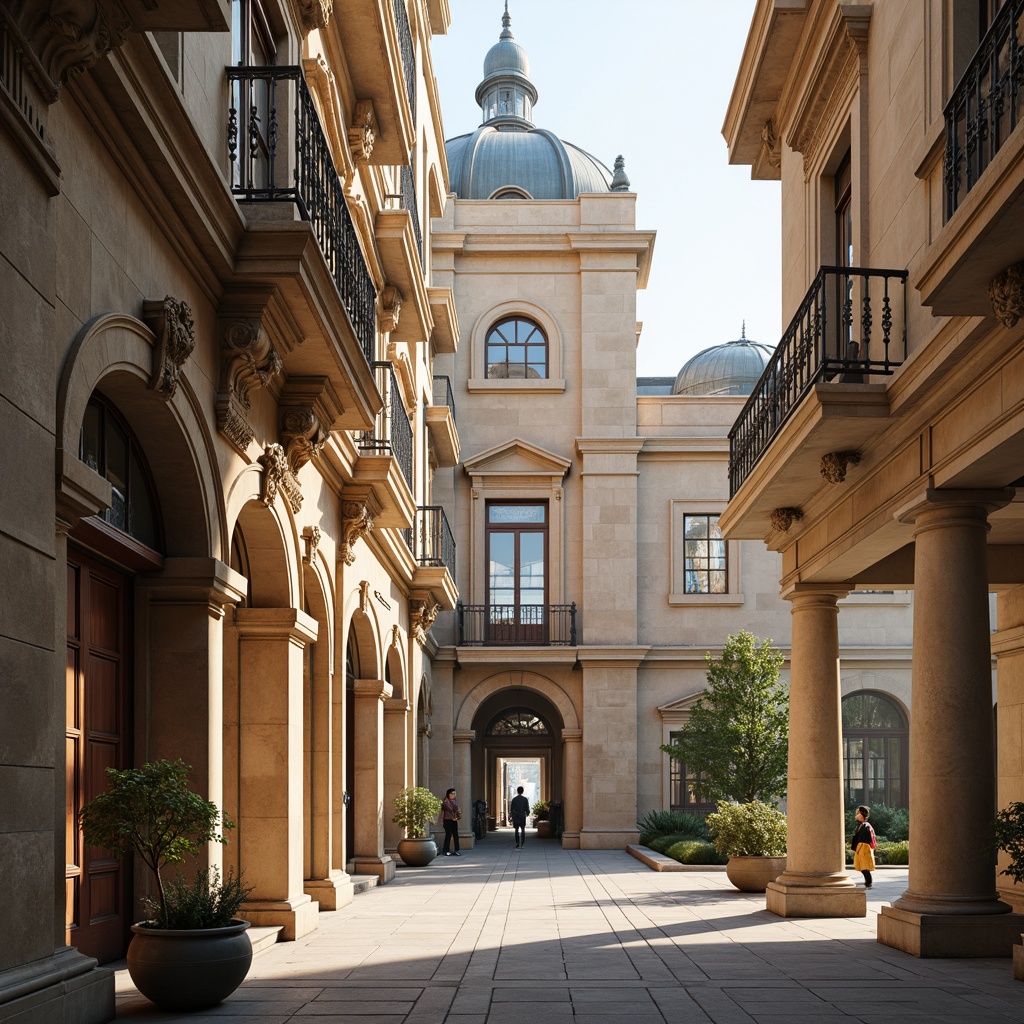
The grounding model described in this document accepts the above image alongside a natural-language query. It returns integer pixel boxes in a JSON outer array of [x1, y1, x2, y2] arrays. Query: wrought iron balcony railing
[[403, 506, 456, 575], [401, 163, 423, 265], [358, 361, 414, 489], [728, 265, 908, 497], [393, 0, 416, 122], [227, 65, 376, 365], [432, 375, 456, 426], [944, 0, 1024, 218], [457, 603, 578, 647]]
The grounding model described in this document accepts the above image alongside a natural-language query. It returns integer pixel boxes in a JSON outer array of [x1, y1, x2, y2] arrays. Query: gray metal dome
[[672, 327, 775, 397]]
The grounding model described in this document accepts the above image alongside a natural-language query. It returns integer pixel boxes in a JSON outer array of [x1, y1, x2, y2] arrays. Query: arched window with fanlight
[[487, 710, 550, 736], [485, 316, 547, 379], [842, 691, 908, 809]]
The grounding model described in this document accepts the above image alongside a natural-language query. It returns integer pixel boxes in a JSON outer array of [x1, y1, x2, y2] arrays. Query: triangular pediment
[[657, 690, 707, 715], [463, 438, 571, 480]]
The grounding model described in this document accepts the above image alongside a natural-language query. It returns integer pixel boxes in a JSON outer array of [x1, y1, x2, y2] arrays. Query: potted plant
[[707, 800, 787, 892], [78, 759, 253, 1011], [990, 801, 1024, 979], [531, 799, 551, 838], [392, 786, 443, 865]]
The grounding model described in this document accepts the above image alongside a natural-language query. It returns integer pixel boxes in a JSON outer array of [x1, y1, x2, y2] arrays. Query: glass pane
[[129, 448, 158, 549], [489, 505, 546, 524], [105, 417, 128, 532], [842, 693, 865, 729], [80, 401, 103, 474]]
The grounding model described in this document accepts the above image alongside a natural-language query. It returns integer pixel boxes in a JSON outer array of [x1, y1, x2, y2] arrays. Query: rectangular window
[[668, 731, 715, 813], [683, 514, 726, 594], [486, 502, 548, 643]]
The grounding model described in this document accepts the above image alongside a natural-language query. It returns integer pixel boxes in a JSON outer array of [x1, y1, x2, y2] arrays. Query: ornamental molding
[[259, 443, 302, 513], [769, 506, 804, 533], [988, 261, 1024, 329], [348, 101, 377, 166], [359, 579, 370, 613], [378, 284, 403, 334], [390, 624, 402, 651], [410, 598, 441, 647], [279, 377, 340, 476], [143, 295, 195, 400], [301, 524, 321, 565], [297, 0, 332, 31], [820, 450, 862, 484], [341, 499, 374, 565], [760, 118, 781, 171], [217, 318, 283, 450]]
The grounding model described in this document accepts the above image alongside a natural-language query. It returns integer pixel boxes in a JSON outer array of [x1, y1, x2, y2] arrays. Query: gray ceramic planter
[[397, 836, 439, 866]]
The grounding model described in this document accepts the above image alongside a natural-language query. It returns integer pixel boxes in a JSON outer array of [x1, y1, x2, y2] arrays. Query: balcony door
[[486, 503, 547, 644]]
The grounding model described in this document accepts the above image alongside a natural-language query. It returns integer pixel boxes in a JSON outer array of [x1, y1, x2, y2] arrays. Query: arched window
[[842, 691, 908, 809], [485, 316, 547, 379], [487, 710, 550, 736]]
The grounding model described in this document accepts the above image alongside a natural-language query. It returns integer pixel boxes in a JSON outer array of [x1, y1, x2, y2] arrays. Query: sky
[[430, 0, 783, 378]]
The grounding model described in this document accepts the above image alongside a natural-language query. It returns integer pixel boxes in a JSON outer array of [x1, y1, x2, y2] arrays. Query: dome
[[672, 327, 774, 397]]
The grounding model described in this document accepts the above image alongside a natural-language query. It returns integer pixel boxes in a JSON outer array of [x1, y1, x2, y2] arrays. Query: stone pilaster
[[453, 730, 476, 848], [352, 679, 396, 882], [767, 585, 865, 918], [383, 697, 411, 852], [561, 728, 583, 849]]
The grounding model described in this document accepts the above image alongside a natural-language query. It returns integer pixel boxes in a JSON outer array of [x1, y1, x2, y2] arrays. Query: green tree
[[660, 630, 788, 804]]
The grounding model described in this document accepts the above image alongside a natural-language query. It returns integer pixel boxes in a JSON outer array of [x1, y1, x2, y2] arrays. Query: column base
[[304, 871, 354, 911], [458, 831, 476, 849], [352, 854, 396, 885], [561, 831, 580, 849], [878, 906, 1024, 957], [243, 895, 320, 940], [579, 828, 640, 850], [1014, 939, 1024, 980], [766, 879, 866, 918], [0, 948, 113, 1024]]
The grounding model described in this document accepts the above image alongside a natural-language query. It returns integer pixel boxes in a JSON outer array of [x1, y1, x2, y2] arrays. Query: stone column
[[453, 729, 476, 848], [561, 728, 583, 849], [767, 586, 865, 918], [383, 697, 411, 852], [353, 678, 396, 882], [235, 607, 320, 940], [879, 489, 1024, 957]]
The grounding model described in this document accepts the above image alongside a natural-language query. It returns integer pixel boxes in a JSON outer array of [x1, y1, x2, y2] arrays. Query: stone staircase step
[[248, 925, 283, 955], [351, 874, 379, 894]]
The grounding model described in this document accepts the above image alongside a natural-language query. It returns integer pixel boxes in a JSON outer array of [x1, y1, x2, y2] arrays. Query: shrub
[[648, 833, 693, 854], [392, 786, 443, 839], [991, 802, 1024, 884], [151, 867, 252, 929], [706, 800, 787, 857], [637, 809, 707, 846], [844, 805, 909, 843], [531, 800, 549, 825], [665, 839, 727, 865], [876, 841, 909, 866]]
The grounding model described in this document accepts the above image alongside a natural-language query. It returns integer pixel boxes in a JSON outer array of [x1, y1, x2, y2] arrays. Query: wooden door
[[66, 546, 131, 963]]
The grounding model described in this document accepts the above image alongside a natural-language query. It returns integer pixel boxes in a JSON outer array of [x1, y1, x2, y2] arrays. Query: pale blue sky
[[431, 0, 782, 378]]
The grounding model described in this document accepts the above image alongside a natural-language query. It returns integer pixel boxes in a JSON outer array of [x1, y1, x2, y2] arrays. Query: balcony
[[920, 0, 1024, 315], [728, 265, 908, 497], [457, 603, 578, 647], [405, 506, 458, 609], [426, 375, 459, 467], [227, 65, 379, 428]]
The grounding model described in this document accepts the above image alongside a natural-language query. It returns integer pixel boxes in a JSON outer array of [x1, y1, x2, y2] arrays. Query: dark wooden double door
[[66, 545, 132, 963]]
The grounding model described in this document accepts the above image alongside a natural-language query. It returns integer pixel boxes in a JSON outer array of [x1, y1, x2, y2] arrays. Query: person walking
[[441, 788, 461, 856], [851, 804, 876, 889], [509, 786, 530, 849]]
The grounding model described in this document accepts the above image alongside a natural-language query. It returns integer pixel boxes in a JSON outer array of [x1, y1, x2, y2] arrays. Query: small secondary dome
[[672, 325, 774, 397]]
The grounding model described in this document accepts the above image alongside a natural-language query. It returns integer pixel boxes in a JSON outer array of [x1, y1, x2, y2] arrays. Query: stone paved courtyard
[[112, 833, 1024, 1023]]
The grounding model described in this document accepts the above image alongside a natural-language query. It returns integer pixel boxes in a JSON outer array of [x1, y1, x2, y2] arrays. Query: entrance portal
[[498, 757, 542, 825]]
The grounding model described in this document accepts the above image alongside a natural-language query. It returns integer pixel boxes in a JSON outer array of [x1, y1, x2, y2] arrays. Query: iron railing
[[944, 0, 1024, 218], [728, 265, 908, 496], [401, 163, 423, 265], [227, 65, 376, 365], [403, 506, 456, 575], [393, 0, 416, 121], [457, 603, 578, 646], [359, 361, 414, 489], [432, 375, 456, 426]]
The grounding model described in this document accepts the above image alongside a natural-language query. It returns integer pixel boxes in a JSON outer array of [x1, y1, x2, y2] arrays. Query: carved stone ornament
[[341, 500, 374, 565], [769, 506, 804, 533], [302, 524, 322, 565], [217, 318, 283, 450], [297, 0, 333, 31], [348, 101, 376, 164], [820, 450, 862, 484], [143, 296, 196, 400], [378, 285, 403, 334], [282, 407, 328, 475], [359, 580, 370, 613], [410, 599, 441, 647], [259, 443, 303, 513], [760, 119, 782, 170], [988, 261, 1024, 329], [390, 624, 401, 651]]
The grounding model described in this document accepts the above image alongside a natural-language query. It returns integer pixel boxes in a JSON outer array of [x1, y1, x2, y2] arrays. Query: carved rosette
[[988, 262, 1024, 329], [348, 101, 377, 166], [378, 285, 403, 334], [820, 450, 862, 484], [410, 599, 441, 648], [217, 319, 283, 450], [282, 407, 328, 475], [259, 443, 302, 513], [143, 295, 196, 400], [769, 507, 804, 533], [302, 525, 322, 565], [341, 500, 374, 565]]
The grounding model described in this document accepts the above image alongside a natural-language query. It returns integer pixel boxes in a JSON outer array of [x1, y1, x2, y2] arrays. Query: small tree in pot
[[79, 759, 252, 1010], [392, 786, 443, 865], [707, 800, 788, 892]]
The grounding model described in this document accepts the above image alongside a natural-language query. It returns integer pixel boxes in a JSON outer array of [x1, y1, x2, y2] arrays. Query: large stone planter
[[396, 836, 439, 866], [535, 820, 551, 839], [127, 919, 252, 1010], [725, 856, 787, 893]]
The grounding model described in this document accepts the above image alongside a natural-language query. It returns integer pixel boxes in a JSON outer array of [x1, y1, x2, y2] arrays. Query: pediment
[[463, 438, 571, 481], [657, 690, 707, 715]]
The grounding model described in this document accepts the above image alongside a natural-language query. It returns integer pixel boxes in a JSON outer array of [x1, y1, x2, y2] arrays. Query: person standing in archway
[[441, 788, 461, 856], [510, 786, 530, 850]]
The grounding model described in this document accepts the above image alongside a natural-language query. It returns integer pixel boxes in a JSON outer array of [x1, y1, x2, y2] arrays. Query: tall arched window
[[485, 316, 547, 379], [842, 691, 908, 809]]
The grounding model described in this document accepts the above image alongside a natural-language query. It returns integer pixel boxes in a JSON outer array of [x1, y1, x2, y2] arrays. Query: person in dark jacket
[[441, 788, 461, 856], [851, 804, 876, 889], [509, 786, 530, 849]]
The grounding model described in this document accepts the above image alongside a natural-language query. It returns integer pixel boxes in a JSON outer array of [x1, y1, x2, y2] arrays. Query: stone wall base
[[561, 832, 580, 849], [243, 896, 320, 941], [0, 948, 113, 1024], [1013, 939, 1024, 980], [579, 828, 639, 850], [352, 854, 396, 885], [766, 881, 867, 918], [878, 906, 1024, 957], [304, 871, 354, 911]]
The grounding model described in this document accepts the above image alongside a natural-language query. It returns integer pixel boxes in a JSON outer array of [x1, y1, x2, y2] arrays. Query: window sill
[[468, 378, 566, 394], [668, 593, 745, 607]]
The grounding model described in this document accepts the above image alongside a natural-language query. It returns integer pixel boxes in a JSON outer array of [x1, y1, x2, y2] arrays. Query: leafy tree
[[660, 630, 788, 804]]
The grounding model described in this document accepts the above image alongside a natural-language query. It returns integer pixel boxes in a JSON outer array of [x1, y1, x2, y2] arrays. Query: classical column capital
[[453, 729, 476, 744], [780, 582, 850, 604], [384, 698, 410, 714], [353, 678, 393, 701], [234, 607, 318, 644], [138, 557, 248, 613], [561, 728, 583, 744], [895, 488, 1015, 526]]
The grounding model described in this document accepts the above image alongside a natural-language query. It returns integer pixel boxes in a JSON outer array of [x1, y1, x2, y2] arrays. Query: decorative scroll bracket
[[143, 295, 196, 400], [989, 261, 1024, 329]]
